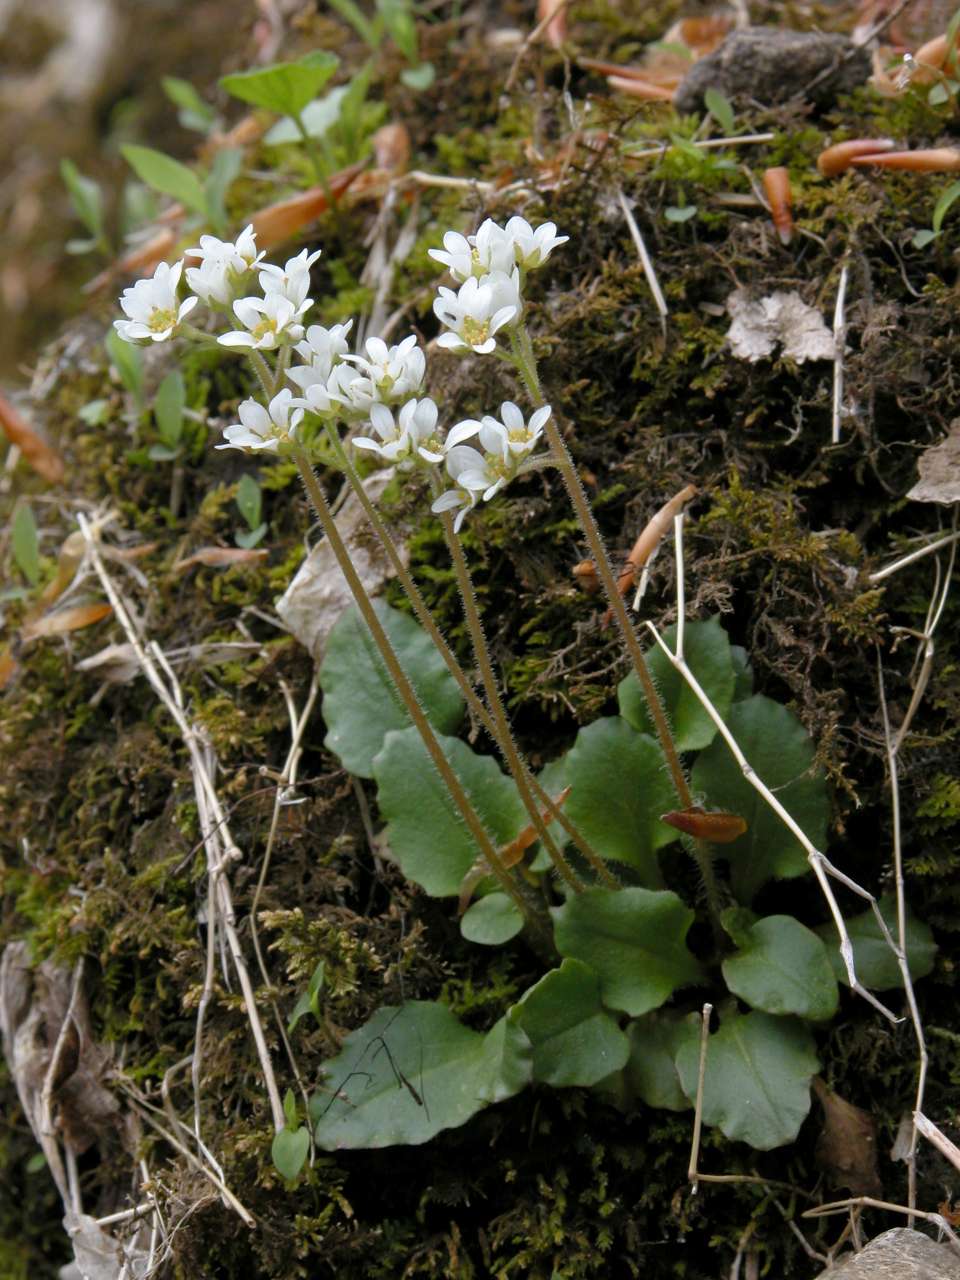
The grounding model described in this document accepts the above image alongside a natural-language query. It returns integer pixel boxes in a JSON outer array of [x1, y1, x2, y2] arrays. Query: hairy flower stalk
[[508, 325, 725, 922], [439, 511, 623, 893], [323, 424, 616, 885], [289, 441, 547, 938]]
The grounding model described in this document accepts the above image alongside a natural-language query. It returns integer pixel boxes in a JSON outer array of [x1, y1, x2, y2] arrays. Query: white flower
[[114, 261, 198, 344], [502, 217, 568, 269], [288, 321, 354, 391], [431, 443, 504, 531], [428, 221, 516, 282], [477, 402, 551, 461], [216, 389, 303, 452], [434, 270, 522, 355], [258, 247, 321, 308], [353, 397, 444, 467], [342, 335, 426, 403], [219, 292, 308, 350], [185, 225, 263, 304]]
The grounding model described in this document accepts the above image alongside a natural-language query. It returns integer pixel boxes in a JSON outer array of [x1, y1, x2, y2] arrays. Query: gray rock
[[674, 27, 870, 115], [819, 1227, 960, 1279]]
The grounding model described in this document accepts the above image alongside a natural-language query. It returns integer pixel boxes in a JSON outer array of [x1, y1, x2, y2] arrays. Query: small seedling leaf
[[704, 87, 735, 134], [120, 144, 209, 217], [722, 915, 839, 1020], [933, 179, 960, 233], [204, 146, 243, 236], [161, 76, 216, 131], [60, 159, 104, 240], [105, 328, 145, 408], [289, 960, 326, 1033], [154, 370, 185, 448], [12, 504, 41, 586], [220, 51, 339, 119], [400, 62, 436, 90], [235, 523, 267, 549], [460, 893, 524, 945], [618, 617, 736, 750], [514, 959, 630, 1087], [321, 601, 464, 778], [675, 1011, 819, 1150], [272, 1125, 310, 1179], [373, 727, 526, 897], [691, 694, 829, 902], [552, 888, 702, 1017], [665, 205, 698, 223], [236, 473, 263, 530], [312, 1001, 532, 1149]]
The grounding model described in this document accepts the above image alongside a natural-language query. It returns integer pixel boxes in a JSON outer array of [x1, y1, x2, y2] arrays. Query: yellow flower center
[[462, 317, 489, 347], [149, 307, 177, 333]]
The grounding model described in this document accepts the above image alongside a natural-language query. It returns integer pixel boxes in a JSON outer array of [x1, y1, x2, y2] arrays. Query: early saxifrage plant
[[113, 213, 935, 1179]]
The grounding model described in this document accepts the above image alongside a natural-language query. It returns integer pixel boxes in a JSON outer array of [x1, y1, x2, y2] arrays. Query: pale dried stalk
[[914, 1110, 960, 1173], [76, 515, 286, 1142], [646, 513, 899, 1021], [802, 1196, 960, 1254], [616, 187, 668, 333], [878, 653, 931, 1218], [38, 955, 85, 1214], [624, 133, 775, 161], [869, 528, 960, 583], [831, 263, 849, 445], [687, 1002, 713, 1190]]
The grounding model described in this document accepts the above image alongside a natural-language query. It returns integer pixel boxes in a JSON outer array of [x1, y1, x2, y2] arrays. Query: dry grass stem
[[687, 1002, 713, 1189], [76, 514, 286, 1144], [616, 187, 668, 333], [831, 263, 849, 445]]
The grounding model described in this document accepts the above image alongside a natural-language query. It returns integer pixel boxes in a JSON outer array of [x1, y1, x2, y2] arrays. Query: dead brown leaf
[[20, 602, 112, 642], [812, 1076, 883, 1196], [0, 389, 65, 484], [173, 546, 269, 572]]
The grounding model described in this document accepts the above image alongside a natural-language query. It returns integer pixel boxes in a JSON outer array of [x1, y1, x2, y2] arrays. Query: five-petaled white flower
[[353, 397, 444, 467], [216, 389, 304, 452], [219, 292, 308, 350], [185, 225, 262, 305], [288, 321, 354, 392], [502, 217, 568, 269], [434, 270, 522, 354], [114, 261, 198, 344], [259, 247, 321, 308], [343, 335, 426, 403], [428, 221, 516, 282], [474, 401, 551, 461]]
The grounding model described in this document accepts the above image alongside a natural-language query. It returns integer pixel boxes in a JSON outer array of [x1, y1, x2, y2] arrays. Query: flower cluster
[[112, 213, 567, 526]]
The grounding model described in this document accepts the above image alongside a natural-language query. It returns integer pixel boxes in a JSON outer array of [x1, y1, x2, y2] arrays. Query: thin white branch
[[616, 187, 668, 334], [868, 528, 960, 583], [915, 1110, 960, 1174], [831, 264, 849, 445], [624, 133, 775, 161], [674, 513, 686, 662], [687, 1002, 713, 1191], [76, 515, 286, 1140]]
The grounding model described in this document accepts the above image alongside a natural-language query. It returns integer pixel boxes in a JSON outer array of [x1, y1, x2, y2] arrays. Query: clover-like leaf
[[320, 601, 464, 778], [221, 51, 339, 118], [460, 893, 524, 945], [691, 694, 828, 902], [373, 727, 526, 897], [618, 618, 736, 751], [552, 888, 702, 1017], [514, 960, 630, 1087], [675, 1011, 819, 1150], [722, 916, 838, 1020], [817, 894, 937, 991], [311, 1001, 532, 1149], [555, 718, 676, 884]]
